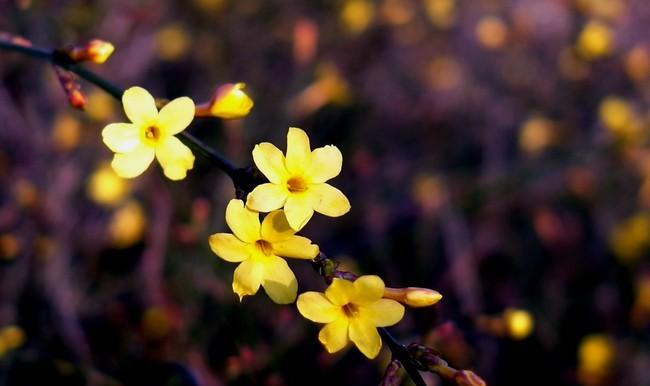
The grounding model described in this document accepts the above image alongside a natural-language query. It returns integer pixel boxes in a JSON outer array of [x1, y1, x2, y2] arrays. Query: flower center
[[143, 125, 161, 144], [342, 303, 359, 318], [255, 240, 273, 255], [287, 176, 308, 193]]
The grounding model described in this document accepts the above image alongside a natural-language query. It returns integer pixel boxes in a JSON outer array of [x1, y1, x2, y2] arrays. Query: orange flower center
[[342, 303, 359, 318], [143, 125, 161, 144], [255, 240, 273, 255], [287, 176, 308, 193]]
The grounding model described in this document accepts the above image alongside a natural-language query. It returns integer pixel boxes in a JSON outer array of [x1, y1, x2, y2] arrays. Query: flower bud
[[384, 287, 443, 307], [62, 39, 115, 64], [196, 83, 254, 119]]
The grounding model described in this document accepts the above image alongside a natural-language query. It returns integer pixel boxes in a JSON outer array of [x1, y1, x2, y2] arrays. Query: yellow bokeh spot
[[519, 116, 556, 154], [192, 0, 224, 13], [109, 200, 146, 248], [424, 0, 456, 29], [427, 56, 462, 91], [475, 16, 508, 50], [576, 21, 613, 60], [156, 24, 190, 61], [13, 179, 38, 209], [578, 334, 614, 375], [340, 0, 375, 35], [51, 113, 81, 151], [141, 307, 172, 340], [0, 326, 25, 350], [85, 90, 117, 122], [599, 96, 639, 141], [609, 213, 650, 263], [575, 0, 624, 21], [625, 45, 650, 82], [636, 277, 650, 312], [504, 308, 534, 340], [87, 162, 130, 207], [380, 0, 415, 26]]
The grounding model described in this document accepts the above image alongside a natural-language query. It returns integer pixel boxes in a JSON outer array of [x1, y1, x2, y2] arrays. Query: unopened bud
[[379, 359, 402, 386], [384, 287, 443, 307], [62, 39, 115, 64], [53, 66, 86, 110], [455, 370, 487, 386], [196, 83, 254, 119]]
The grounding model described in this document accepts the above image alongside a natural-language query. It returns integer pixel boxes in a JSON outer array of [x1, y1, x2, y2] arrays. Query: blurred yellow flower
[[156, 24, 190, 61], [504, 308, 534, 340], [424, 0, 456, 29], [340, 0, 375, 35], [102, 86, 195, 180], [609, 213, 650, 263], [475, 16, 508, 50], [297, 276, 404, 359], [109, 200, 147, 248], [196, 83, 254, 119], [519, 116, 556, 154], [246, 127, 351, 230], [599, 96, 640, 141], [86, 162, 130, 207], [0, 325, 25, 350], [209, 199, 319, 304], [51, 112, 81, 151], [576, 20, 613, 60], [578, 334, 614, 378]]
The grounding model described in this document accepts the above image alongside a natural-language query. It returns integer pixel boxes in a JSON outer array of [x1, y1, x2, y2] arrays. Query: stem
[[379, 328, 427, 386], [0, 38, 238, 179]]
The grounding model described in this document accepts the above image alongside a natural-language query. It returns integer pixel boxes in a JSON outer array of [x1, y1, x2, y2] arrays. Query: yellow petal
[[325, 278, 356, 306], [307, 145, 342, 183], [318, 317, 350, 353], [122, 86, 158, 125], [102, 123, 141, 152], [155, 136, 195, 180], [352, 275, 385, 304], [261, 254, 298, 304], [309, 183, 351, 217], [260, 210, 295, 242], [284, 194, 314, 230], [252, 143, 288, 184], [285, 127, 311, 174], [208, 233, 252, 262], [225, 199, 261, 243], [111, 144, 155, 178], [271, 235, 319, 259], [297, 292, 342, 323], [246, 183, 287, 213], [360, 299, 404, 327], [349, 318, 382, 359], [157, 96, 195, 135], [232, 258, 264, 301]]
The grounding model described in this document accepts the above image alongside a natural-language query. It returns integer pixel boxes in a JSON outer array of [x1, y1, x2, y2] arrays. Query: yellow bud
[[504, 308, 534, 340], [86, 39, 114, 64], [197, 83, 254, 119], [384, 287, 443, 307], [0, 326, 25, 350]]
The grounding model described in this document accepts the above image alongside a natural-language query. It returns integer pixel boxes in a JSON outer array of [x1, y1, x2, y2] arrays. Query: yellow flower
[[209, 199, 319, 304], [206, 83, 254, 119], [246, 127, 351, 230], [102, 87, 195, 180], [297, 276, 405, 359]]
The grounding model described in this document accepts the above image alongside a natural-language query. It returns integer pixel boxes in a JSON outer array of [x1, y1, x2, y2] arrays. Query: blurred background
[[1, 0, 650, 385]]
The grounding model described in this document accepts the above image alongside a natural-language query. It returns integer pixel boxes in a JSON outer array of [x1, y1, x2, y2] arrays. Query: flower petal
[[260, 210, 295, 242], [319, 317, 350, 354], [111, 144, 155, 179], [208, 233, 252, 262], [325, 278, 356, 306], [102, 123, 141, 153], [285, 127, 311, 174], [284, 194, 314, 231], [122, 86, 158, 125], [156, 96, 195, 135], [155, 136, 195, 180], [246, 183, 288, 213], [297, 292, 342, 323], [360, 299, 405, 327], [353, 275, 385, 304], [349, 317, 382, 359], [261, 254, 298, 304], [307, 145, 342, 183], [272, 235, 319, 259], [225, 199, 261, 243], [252, 143, 288, 184], [309, 183, 351, 217], [232, 258, 264, 301]]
